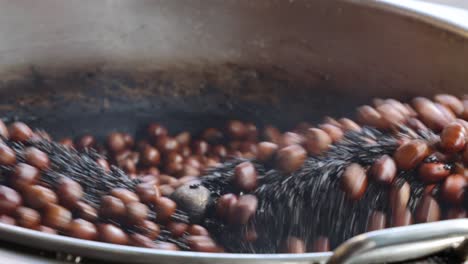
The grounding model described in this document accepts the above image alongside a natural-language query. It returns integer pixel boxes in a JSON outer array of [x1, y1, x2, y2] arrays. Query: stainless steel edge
[[328, 219, 468, 264]]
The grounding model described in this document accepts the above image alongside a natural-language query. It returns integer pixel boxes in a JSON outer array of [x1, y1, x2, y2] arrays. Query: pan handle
[[327, 219, 468, 264]]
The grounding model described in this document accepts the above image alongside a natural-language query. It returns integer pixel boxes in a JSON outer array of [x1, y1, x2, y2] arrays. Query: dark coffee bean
[[424, 184, 437, 196], [180, 146, 191, 158], [245, 122, 258, 141], [187, 224, 209, 236], [147, 123, 168, 141], [95, 158, 110, 172], [434, 94, 464, 116], [319, 124, 344, 143], [98, 224, 128, 245], [0, 186, 21, 215], [154, 197, 176, 222], [9, 122, 33, 142], [415, 196, 441, 223], [239, 141, 257, 155], [10, 163, 40, 190], [137, 220, 160, 240], [75, 201, 98, 222], [0, 215, 16, 225], [440, 123, 466, 153], [120, 159, 137, 175], [216, 194, 238, 219], [370, 155, 396, 185], [337, 118, 360, 133], [201, 128, 223, 144], [107, 132, 127, 154], [255, 142, 277, 163], [276, 145, 307, 173], [68, 219, 98, 240], [76, 135, 96, 150], [392, 209, 413, 227], [341, 163, 368, 200], [154, 241, 179, 251], [226, 120, 247, 139], [445, 207, 467, 219], [280, 237, 306, 253], [440, 174, 466, 205], [99, 196, 126, 220], [367, 211, 386, 231], [157, 137, 179, 154], [304, 128, 332, 156], [229, 194, 257, 225], [356, 105, 385, 129], [159, 185, 175, 197], [37, 225, 57, 234], [126, 202, 148, 224], [192, 140, 209, 156], [281, 132, 304, 147], [394, 140, 429, 170], [412, 97, 450, 131], [313, 236, 330, 252], [140, 146, 161, 167], [122, 133, 134, 148], [24, 185, 57, 209], [135, 183, 160, 204], [43, 204, 71, 230], [57, 177, 83, 209], [24, 147, 50, 170], [0, 120, 8, 139], [407, 117, 428, 131], [187, 235, 220, 252], [167, 221, 188, 237], [233, 161, 257, 192], [389, 181, 411, 211], [376, 103, 406, 127], [110, 188, 139, 204], [15, 207, 40, 229], [0, 143, 16, 166], [211, 145, 227, 159], [129, 233, 156, 248], [418, 163, 451, 183], [175, 131, 191, 146], [263, 125, 282, 144], [436, 103, 456, 122]]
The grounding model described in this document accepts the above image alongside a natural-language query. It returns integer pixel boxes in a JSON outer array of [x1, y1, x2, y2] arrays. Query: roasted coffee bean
[[339, 118, 361, 132], [376, 103, 406, 127], [0, 120, 8, 139], [167, 222, 188, 237], [159, 185, 175, 197], [282, 132, 304, 147], [43, 203, 72, 230], [407, 117, 428, 131], [9, 122, 33, 142], [68, 219, 98, 240], [436, 103, 456, 122], [107, 132, 127, 153], [415, 196, 441, 223], [418, 163, 451, 183], [341, 163, 368, 200], [96, 158, 110, 172], [24, 147, 50, 170], [211, 145, 227, 159], [129, 233, 156, 248], [0, 186, 21, 215], [75, 201, 98, 222], [226, 120, 247, 139], [233, 161, 257, 192], [147, 123, 168, 141], [440, 123, 466, 153], [137, 220, 160, 240], [100, 195, 126, 220], [276, 145, 307, 173], [440, 174, 466, 205], [10, 163, 40, 190], [389, 181, 411, 211], [0, 215, 16, 225], [263, 125, 282, 144], [174, 131, 191, 147], [392, 209, 413, 227], [98, 224, 128, 245], [0, 142, 16, 166], [110, 188, 139, 204], [446, 207, 467, 219], [304, 128, 332, 156], [434, 94, 464, 116], [187, 224, 209, 236], [192, 140, 209, 156], [126, 202, 148, 224], [57, 177, 83, 209], [201, 128, 223, 144], [245, 123, 259, 141], [228, 194, 257, 225], [187, 235, 220, 252], [38, 225, 57, 234], [412, 97, 450, 131], [154, 197, 176, 222], [216, 194, 238, 219], [280, 237, 306, 253], [356, 105, 385, 129], [24, 185, 57, 209], [424, 184, 437, 196], [256, 142, 278, 162], [76, 135, 96, 150], [319, 124, 344, 143], [157, 137, 179, 154], [370, 155, 396, 185], [312, 236, 330, 252], [140, 146, 161, 167], [15, 207, 40, 229], [135, 183, 160, 204], [394, 140, 429, 170], [244, 227, 258, 242], [154, 241, 179, 251], [367, 211, 386, 231]]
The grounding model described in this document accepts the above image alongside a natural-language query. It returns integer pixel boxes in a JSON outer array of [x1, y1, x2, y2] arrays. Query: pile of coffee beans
[[0, 94, 466, 254]]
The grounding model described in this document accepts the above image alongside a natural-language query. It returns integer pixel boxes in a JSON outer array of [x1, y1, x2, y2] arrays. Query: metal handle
[[328, 219, 468, 264]]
